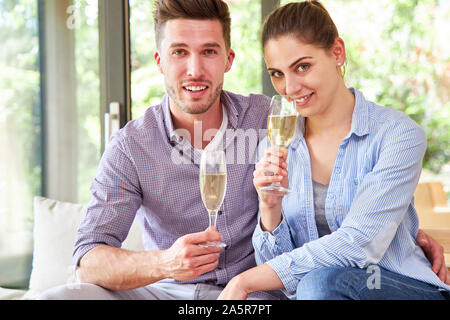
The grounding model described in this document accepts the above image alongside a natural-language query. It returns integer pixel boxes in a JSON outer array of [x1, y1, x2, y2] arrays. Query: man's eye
[[173, 49, 186, 56], [204, 49, 217, 55]]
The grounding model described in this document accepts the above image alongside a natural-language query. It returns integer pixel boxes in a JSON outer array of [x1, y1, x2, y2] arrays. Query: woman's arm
[[218, 264, 284, 300], [251, 146, 297, 265]]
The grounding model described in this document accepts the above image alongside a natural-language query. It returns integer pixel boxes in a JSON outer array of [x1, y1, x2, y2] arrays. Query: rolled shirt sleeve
[[252, 210, 296, 266]]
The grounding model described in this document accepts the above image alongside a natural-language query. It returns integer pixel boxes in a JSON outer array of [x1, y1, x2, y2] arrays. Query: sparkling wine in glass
[[199, 150, 227, 247], [260, 95, 298, 195]]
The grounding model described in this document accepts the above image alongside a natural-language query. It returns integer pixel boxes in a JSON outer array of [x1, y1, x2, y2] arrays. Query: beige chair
[[414, 182, 450, 270]]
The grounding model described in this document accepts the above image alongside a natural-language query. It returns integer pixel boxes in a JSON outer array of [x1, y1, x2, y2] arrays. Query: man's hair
[[153, 0, 231, 49]]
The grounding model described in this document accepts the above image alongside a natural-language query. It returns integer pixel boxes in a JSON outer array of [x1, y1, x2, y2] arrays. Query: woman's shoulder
[[363, 96, 424, 136]]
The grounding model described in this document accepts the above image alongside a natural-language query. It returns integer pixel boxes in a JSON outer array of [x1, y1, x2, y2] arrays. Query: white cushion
[[26, 196, 143, 299], [0, 287, 27, 300]]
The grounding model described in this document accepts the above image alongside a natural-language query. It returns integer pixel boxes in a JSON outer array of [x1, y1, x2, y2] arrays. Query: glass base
[[198, 241, 227, 248], [259, 184, 291, 195]]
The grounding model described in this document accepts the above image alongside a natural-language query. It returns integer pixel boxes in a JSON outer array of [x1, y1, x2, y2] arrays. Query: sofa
[[1, 184, 449, 300], [0, 196, 144, 300]]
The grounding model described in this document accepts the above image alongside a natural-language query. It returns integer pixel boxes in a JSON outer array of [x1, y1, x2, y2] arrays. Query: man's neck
[[169, 100, 223, 150]]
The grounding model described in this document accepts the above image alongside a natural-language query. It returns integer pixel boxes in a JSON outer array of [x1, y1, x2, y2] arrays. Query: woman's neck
[[305, 86, 355, 139]]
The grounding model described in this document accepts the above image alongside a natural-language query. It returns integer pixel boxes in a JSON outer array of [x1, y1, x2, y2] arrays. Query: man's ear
[[225, 48, 235, 73], [155, 51, 163, 73]]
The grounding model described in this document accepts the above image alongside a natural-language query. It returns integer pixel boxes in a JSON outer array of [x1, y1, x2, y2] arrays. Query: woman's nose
[[285, 74, 301, 96]]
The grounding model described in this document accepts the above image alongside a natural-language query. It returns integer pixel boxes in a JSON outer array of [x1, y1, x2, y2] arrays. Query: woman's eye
[[270, 71, 283, 78], [297, 64, 310, 72]]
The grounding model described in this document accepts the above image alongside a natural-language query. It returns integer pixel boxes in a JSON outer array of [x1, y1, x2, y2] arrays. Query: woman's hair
[[262, 1, 339, 51], [153, 0, 231, 50]]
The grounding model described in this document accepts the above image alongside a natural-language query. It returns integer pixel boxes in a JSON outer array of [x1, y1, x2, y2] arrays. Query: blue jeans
[[296, 266, 450, 300]]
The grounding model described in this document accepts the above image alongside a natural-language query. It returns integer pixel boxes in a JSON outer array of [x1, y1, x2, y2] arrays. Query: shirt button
[[328, 193, 335, 199], [335, 168, 341, 174], [218, 210, 223, 215]]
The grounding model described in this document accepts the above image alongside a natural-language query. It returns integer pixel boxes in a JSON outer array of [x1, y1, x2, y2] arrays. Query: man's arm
[[76, 228, 223, 291]]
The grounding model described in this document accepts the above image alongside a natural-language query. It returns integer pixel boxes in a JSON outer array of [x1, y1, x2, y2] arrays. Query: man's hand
[[158, 227, 223, 282], [417, 229, 450, 284]]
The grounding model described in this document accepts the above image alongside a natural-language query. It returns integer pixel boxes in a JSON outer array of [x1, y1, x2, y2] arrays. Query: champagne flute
[[260, 95, 298, 195], [199, 149, 227, 247]]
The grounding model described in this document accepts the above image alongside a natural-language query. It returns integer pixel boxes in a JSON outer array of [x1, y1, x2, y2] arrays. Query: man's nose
[[186, 54, 203, 78]]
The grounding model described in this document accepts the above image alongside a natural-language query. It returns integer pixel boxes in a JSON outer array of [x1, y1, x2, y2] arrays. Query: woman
[[219, 1, 450, 300]]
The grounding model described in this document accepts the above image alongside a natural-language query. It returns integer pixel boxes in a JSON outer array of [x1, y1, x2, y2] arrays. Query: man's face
[[155, 19, 235, 115]]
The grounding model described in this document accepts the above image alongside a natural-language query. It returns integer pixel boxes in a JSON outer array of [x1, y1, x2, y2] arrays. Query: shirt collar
[[290, 88, 369, 150], [161, 91, 237, 143], [345, 88, 370, 140]]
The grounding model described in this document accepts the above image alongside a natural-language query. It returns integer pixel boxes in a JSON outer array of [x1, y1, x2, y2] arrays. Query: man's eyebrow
[[203, 42, 222, 48], [168, 42, 222, 49], [169, 42, 188, 49]]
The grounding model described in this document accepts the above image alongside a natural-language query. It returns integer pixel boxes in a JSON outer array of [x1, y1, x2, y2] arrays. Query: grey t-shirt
[[312, 180, 332, 237]]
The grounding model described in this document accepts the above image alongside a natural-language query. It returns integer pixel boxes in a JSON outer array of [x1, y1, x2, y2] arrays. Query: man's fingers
[[191, 252, 221, 268], [183, 230, 222, 245], [194, 259, 220, 277], [436, 262, 448, 282]]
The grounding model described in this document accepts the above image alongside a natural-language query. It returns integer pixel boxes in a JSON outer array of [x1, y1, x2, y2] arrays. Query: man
[[39, 0, 447, 300]]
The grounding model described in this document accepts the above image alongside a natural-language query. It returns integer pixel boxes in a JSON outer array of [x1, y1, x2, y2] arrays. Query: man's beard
[[166, 81, 223, 115]]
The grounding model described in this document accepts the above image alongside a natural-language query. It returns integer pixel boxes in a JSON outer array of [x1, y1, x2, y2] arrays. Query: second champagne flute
[[260, 95, 298, 195], [199, 149, 227, 248]]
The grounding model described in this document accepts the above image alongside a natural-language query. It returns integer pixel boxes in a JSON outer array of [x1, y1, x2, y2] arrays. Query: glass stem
[[209, 211, 218, 229]]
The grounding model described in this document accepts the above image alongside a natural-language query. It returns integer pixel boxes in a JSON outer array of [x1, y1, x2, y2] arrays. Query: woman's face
[[264, 35, 345, 118]]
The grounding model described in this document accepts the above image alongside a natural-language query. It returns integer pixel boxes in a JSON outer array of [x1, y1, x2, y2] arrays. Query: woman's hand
[[253, 146, 289, 208], [218, 275, 251, 300], [253, 147, 289, 232]]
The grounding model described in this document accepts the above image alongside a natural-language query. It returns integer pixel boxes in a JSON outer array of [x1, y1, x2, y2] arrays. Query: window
[[0, 0, 41, 288], [40, 0, 100, 205], [0, 0, 101, 288]]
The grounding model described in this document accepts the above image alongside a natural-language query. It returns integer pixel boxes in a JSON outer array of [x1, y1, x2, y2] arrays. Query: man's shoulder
[[224, 90, 270, 106], [122, 104, 163, 136], [223, 90, 271, 118], [111, 102, 166, 151]]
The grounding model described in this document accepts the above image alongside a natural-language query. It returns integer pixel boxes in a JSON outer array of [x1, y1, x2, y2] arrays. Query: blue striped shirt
[[253, 88, 450, 295]]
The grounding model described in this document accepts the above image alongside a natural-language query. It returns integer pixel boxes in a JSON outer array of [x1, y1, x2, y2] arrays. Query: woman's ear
[[332, 37, 346, 66]]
